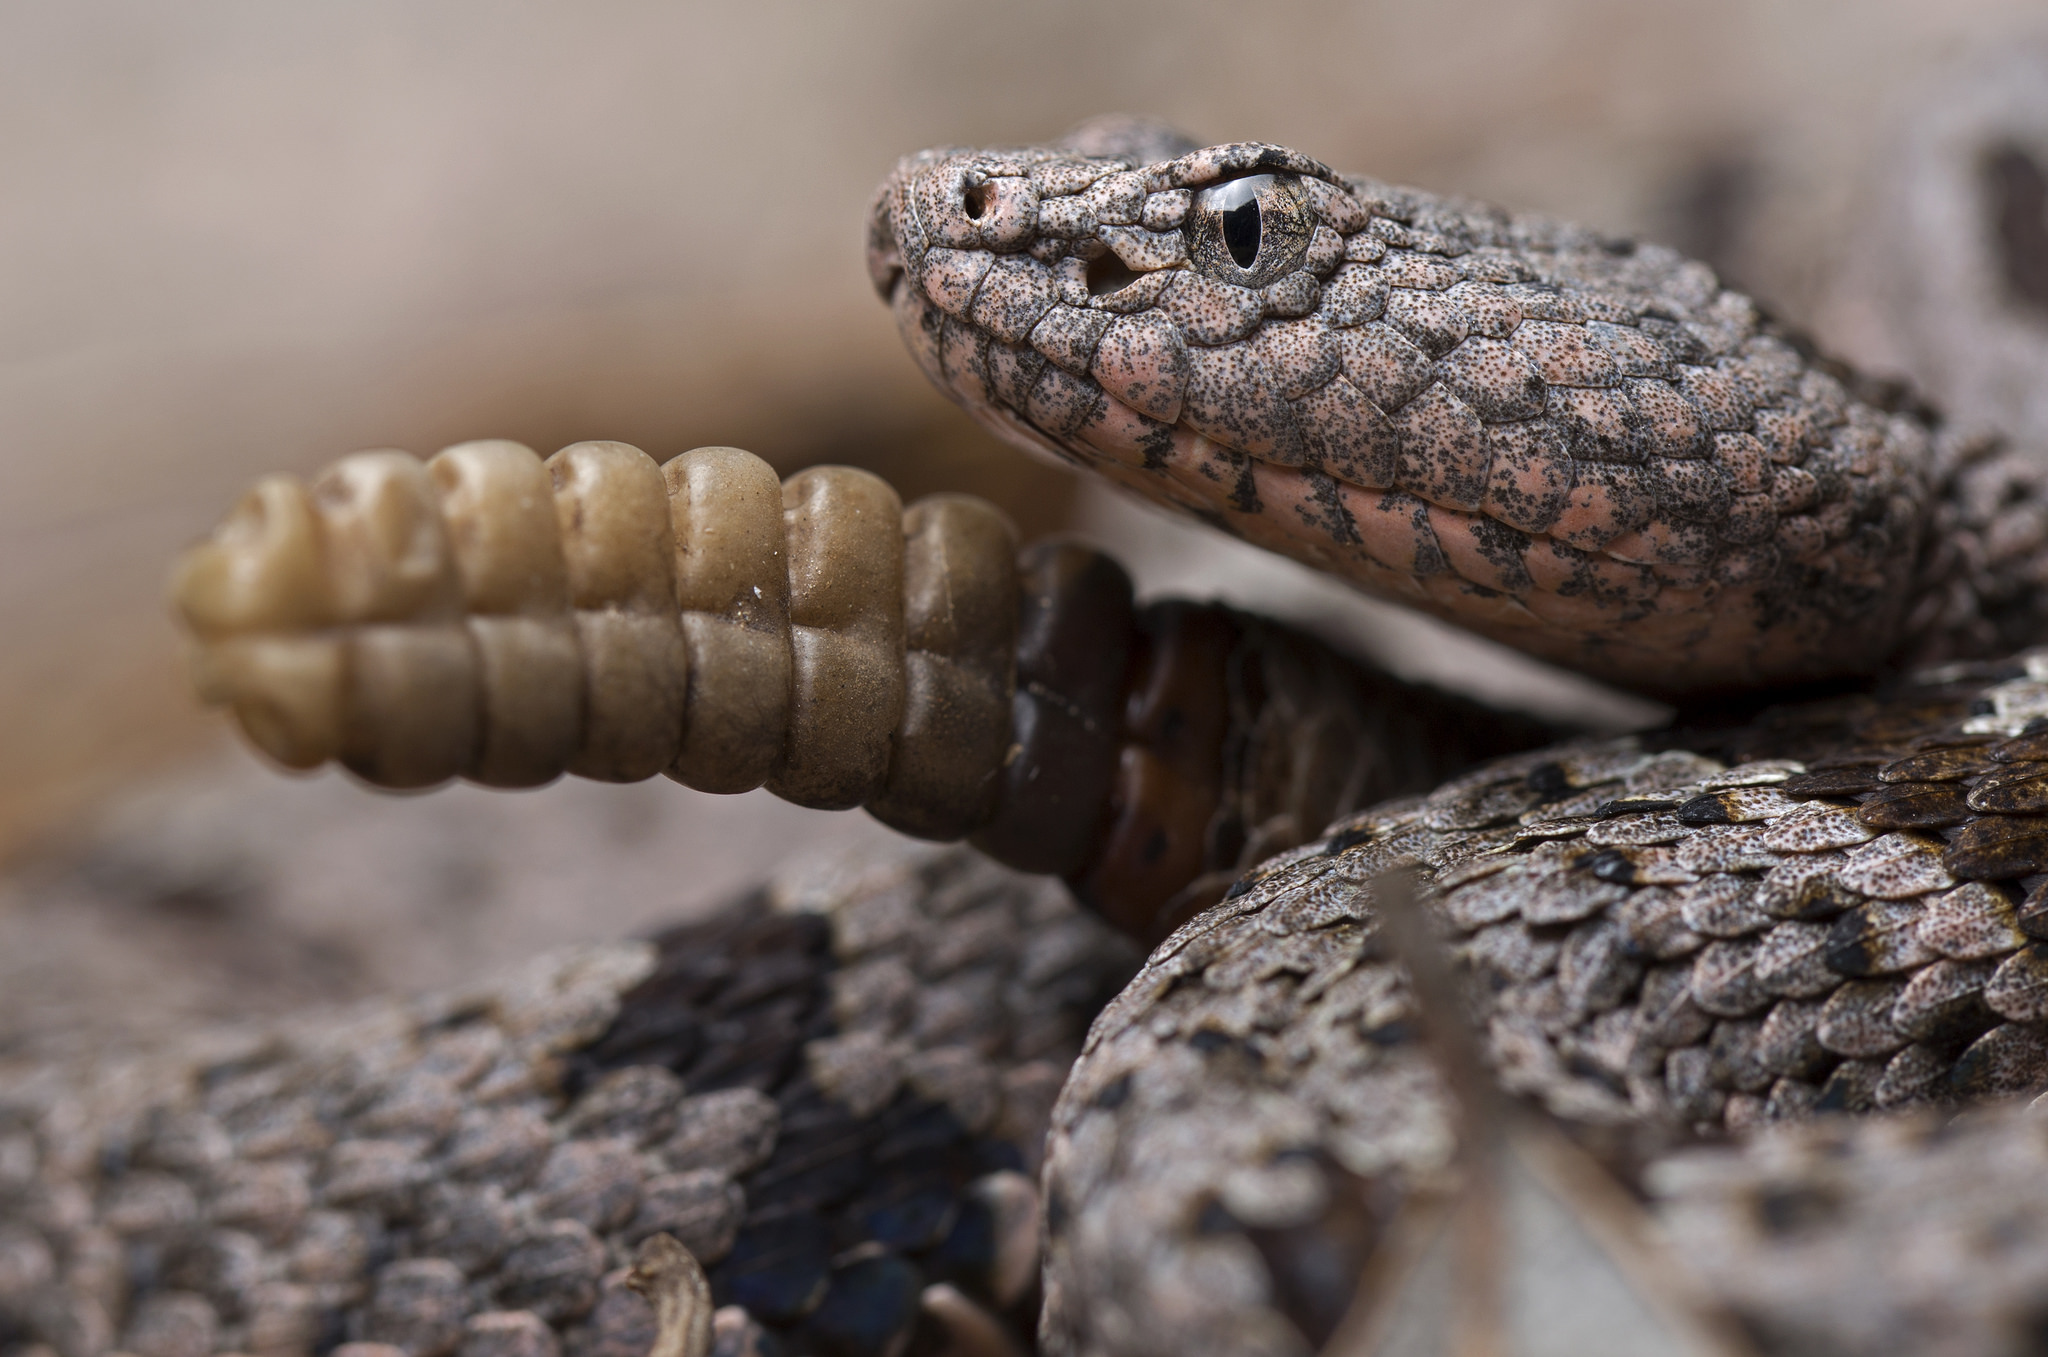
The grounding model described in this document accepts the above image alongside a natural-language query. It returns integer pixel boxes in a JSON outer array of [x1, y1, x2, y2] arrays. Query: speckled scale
[[1440, 862, 1541, 928], [1333, 322, 1436, 413], [1394, 385, 1492, 510], [1757, 802, 1875, 853], [1690, 936, 1775, 1016], [1946, 814, 2048, 880], [1752, 919, 1843, 999], [1676, 873, 1774, 938], [1827, 900, 1942, 976], [1915, 882, 2028, 960], [1835, 833, 1956, 898], [1669, 824, 1781, 874], [1881, 744, 1998, 782], [1460, 920, 1562, 983], [1858, 780, 1975, 829], [1950, 1022, 2048, 1098], [1965, 759, 2048, 812], [1983, 942, 2048, 1022], [1617, 886, 1707, 960], [1557, 915, 1644, 1014]]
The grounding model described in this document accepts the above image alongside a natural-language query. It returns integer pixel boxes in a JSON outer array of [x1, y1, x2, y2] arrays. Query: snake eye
[[1186, 172, 1316, 289]]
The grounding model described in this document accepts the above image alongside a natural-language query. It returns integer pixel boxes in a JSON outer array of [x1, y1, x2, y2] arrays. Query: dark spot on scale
[[1364, 1019, 1413, 1046], [1562, 1051, 1630, 1099], [1754, 1183, 1842, 1238], [1676, 793, 1734, 825], [1137, 423, 1176, 471], [1197, 1198, 1240, 1234], [1596, 797, 1682, 818], [1323, 827, 1374, 856], [1223, 877, 1255, 900], [1972, 698, 1998, 717], [1815, 1065, 1876, 1114], [1578, 848, 1639, 885], [1189, 1028, 1237, 1054], [1093, 1074, 1132, 1110], [1230, 459, 1262, 515], [1783, 768, 1884, 797], [1823, 911, 1881, 977], [1525, 761, 1571, 801]]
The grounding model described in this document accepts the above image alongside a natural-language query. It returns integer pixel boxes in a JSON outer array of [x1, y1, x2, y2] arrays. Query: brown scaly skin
[[1046, 650, 2048, 1357], [870, 120, 2048, 699], [0, 844, 1141, 1357]]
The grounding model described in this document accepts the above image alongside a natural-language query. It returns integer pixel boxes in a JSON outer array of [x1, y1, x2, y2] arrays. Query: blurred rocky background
[[4, 0, 2047, 1056]]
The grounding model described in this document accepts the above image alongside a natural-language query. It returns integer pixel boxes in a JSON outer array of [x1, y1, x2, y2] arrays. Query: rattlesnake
[[10, 116, 2048, 1356]]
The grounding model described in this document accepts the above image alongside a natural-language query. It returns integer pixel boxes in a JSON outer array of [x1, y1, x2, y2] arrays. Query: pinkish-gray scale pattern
[[870, 129, 2048, 698], [0, 848, 1139, 1357]]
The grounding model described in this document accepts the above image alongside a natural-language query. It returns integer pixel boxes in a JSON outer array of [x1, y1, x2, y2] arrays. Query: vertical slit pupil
[[1222, 199, 1261, 269]]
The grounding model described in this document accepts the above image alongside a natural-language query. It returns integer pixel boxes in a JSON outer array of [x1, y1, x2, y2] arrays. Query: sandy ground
[[4, 1, 2047, 1049]]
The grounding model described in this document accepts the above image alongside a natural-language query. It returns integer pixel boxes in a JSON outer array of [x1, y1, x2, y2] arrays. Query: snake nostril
[[963, 180, 992, 220], [1086, 252, 1140, 297]]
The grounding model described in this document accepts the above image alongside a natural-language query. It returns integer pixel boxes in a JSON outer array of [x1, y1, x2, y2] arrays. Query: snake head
[[871, 126, 1933, 699], [867, 129, 1364, 471]]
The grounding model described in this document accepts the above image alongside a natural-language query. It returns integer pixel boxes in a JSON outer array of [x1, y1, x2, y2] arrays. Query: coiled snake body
[[12, 120, 2048, 1357]]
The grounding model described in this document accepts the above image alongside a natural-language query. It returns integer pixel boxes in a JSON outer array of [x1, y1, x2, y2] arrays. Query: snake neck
[[1898, 424, 2048, 672]]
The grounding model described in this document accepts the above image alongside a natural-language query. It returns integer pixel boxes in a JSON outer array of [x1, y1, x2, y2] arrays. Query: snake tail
[[171, 440, 1555, 941]]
